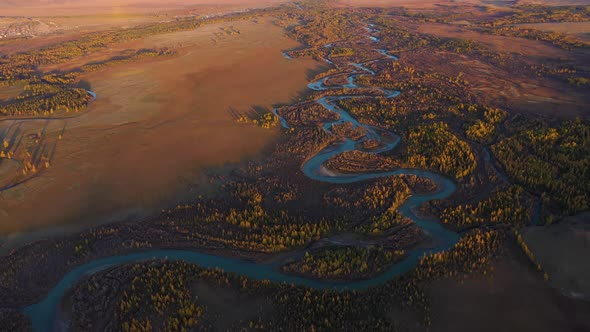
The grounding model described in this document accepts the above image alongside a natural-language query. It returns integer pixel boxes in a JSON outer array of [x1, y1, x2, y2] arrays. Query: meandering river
[[25, 44, 460, 332]]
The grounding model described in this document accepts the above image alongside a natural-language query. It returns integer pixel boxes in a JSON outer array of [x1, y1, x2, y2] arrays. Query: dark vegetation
[[64, 229, 506, 331], [478, 5, 590, 50], [492, 119, 589, 224], [282, 246, 406, 280], [440, 185, 533, 230]]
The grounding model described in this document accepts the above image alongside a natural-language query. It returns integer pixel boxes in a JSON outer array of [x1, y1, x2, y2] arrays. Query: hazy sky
[[0, 0, 289, 16], [0, 0, 288, 5]]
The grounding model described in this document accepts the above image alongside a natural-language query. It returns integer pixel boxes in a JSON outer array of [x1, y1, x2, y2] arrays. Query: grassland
[[0, 18, 322, 236], [0, 0, 588, 331]]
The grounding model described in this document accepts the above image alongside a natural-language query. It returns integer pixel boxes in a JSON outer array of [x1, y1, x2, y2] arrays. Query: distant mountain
[[0, 0, 282, 5], [2, 0, 588, 11], [518, 0, 590, 4], [0, 0, 287, 16], [336, 0, 590, 7]]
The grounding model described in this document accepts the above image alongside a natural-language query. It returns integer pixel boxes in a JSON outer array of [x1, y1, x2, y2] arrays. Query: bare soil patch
[[519, 21, 590, 42], [416, 23, 571, 58], [523, 212, 590, 301], [0, 83, 24, 100], [193, 281, 273, 330], [0, 159, 19, 187], [0, 19, 322, 236], [332, 0, 455, 8], [428, 257, 590, 332], [0, 0, 288, 16], [400, 49, 589, 118]]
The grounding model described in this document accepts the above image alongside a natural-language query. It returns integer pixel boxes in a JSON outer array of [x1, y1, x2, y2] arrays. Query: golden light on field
[[0, 19, 322, 235], [0, 2, 588, 332]]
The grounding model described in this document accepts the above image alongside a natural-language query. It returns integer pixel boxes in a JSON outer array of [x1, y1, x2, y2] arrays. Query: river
[[25, 45, 460, 332]]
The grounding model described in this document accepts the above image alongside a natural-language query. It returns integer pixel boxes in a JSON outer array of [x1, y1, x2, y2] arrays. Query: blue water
[[25, 47, 460, 331], [281, 51, 293, 60], [375, 49, 398, 60], [271, 108, 290, 129], [85, 90, 97, 99], [351, 62, 375, 75]]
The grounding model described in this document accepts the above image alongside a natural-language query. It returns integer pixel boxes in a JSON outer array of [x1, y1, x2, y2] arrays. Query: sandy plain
[[519, 21, 590, 42], [0, 18, 323, 245], [0, 0, 288, 16], [429, 256, 590, 332]]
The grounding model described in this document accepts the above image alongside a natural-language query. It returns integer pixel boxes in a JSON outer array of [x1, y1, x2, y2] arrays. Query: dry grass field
[[519, 21, 590, 42], [0, 0, 288, 16], [428, 257, 590, 332], [416, 23, 571, 57], [0, 0, 289, 54], [0, 1, 587, 330], [0, 18, 323, 240], [333, 0, 456, 7], [523, 212, 590, 301], [414, 23, 589, 118]]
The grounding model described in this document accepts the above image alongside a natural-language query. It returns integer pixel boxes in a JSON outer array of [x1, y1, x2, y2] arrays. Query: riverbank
[[4, 26, 467, 331]]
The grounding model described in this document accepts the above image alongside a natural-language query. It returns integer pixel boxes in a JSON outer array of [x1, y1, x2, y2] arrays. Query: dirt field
[[519, 0, 590, 5], [416, 23, 571, 58], [193, 281, 273, 330], [0, 0, 288, 55], [428, 257, 590, 332], [519, 21, 590, 42], [0, 19, 322, 240], [332, 0, 541, 7], [519, 21, 590, 35], [413, 23, 589, 118], [333, 0, 454, 8], [523, 212, 590, 301], [0, 83, 24, 100], [0, 0, 288, 16]]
